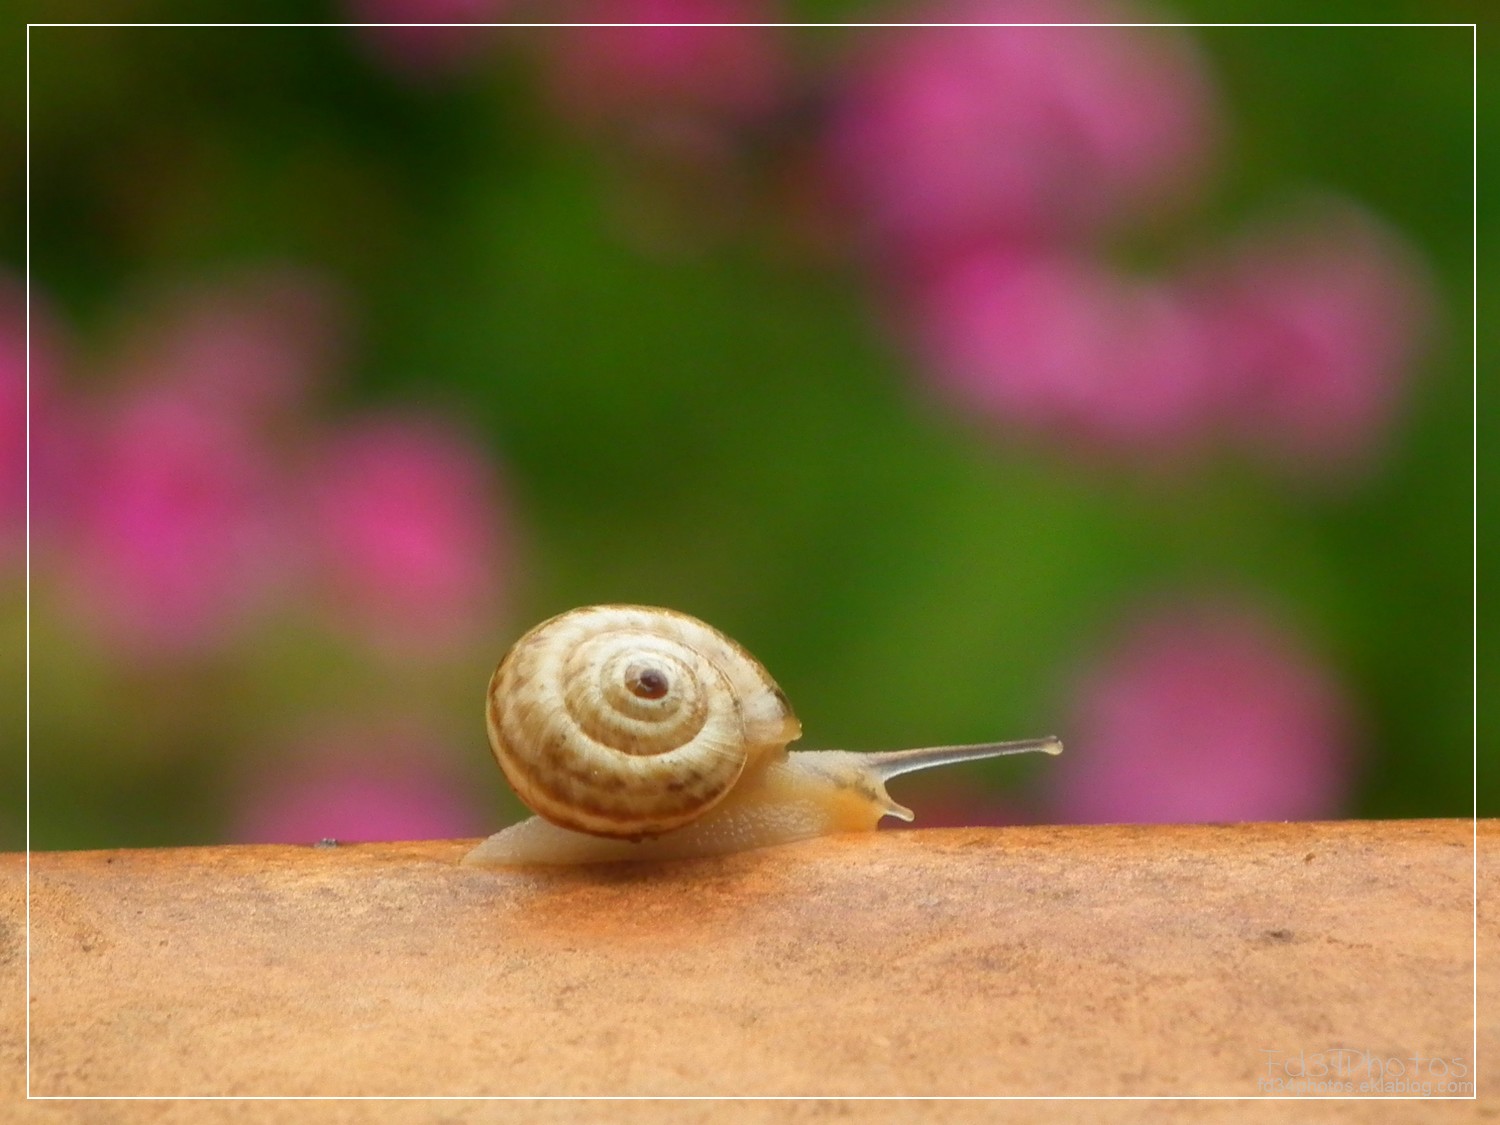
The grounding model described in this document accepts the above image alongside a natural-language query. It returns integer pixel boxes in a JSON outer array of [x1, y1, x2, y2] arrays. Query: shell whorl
[[485, 605, 802, 838]]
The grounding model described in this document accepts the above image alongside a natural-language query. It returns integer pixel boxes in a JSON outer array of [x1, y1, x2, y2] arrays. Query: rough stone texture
[[2, 820, 1490, 1121]]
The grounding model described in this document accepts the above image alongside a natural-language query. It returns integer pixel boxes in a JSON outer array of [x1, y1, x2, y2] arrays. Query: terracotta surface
[[2, 820, 1489, 1121]]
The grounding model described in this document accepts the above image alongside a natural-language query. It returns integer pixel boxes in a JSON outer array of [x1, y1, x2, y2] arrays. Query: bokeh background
[[5, 3, 1486, 851]]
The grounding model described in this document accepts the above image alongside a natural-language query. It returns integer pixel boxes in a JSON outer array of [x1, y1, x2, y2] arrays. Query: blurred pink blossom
[[111, 269, 347, 424], [1195, 206, 1433, 475], [48, 269, 353, 656], [347, 0, 507, 80], [59, 388, 288, 657], [1053, 599, 1355, 824], [546, 0, 785, 129], [0, 281, 27, 554], [0, 278, 74, 558], [913, 247, 1219, 458], [232, 721, 486, 843], [829, 1, 1218, 257], [307, 412, 508, 653]]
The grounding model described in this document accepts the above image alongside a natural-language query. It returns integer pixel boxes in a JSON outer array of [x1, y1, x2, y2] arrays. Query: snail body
[[464, 605, 1061, 867]]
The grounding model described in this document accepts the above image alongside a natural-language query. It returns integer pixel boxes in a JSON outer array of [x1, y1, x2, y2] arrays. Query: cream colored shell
[[484, 604, 802, 839]]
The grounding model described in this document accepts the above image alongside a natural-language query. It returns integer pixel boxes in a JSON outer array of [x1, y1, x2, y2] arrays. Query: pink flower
[[0, 278, 72, 558], [44, 268, 356, 655], [1196, 205, 1433, 475], [111, 268, 347, 425], [913, 247, 1218, 458], [1053, 599, 1355, 824], [231, 721, 486, 843], [307, 412, 508, 654], [829, 1, 1218, 257], [59, 388, 288, 656], [0, 281, 28, 554], [546, 0, 784, 129], [347, 0, 507, 80]]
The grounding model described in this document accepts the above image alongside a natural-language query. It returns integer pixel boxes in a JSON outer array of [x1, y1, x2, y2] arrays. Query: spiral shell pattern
[[485, 605, 801, 838]]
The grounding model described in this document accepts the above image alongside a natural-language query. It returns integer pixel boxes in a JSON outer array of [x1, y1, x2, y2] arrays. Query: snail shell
[[484, 605, 800, 839], [468, 604, 1061, 866]]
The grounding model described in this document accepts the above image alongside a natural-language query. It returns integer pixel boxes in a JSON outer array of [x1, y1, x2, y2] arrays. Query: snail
[[463, 605, 1061, 866]]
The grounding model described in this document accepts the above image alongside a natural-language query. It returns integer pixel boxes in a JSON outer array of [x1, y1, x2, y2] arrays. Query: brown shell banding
[[560, 635, 711, 753], [485, 605, 800, 839]]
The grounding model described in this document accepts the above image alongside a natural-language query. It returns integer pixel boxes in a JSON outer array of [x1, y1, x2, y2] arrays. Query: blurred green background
[[3, 4, 1487, 851]]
